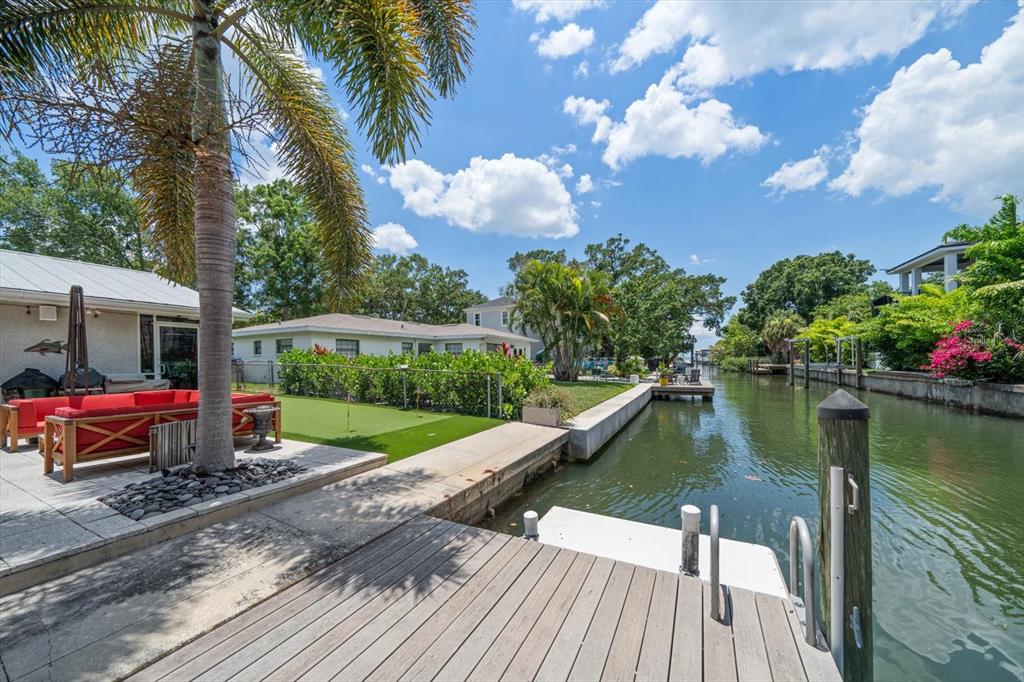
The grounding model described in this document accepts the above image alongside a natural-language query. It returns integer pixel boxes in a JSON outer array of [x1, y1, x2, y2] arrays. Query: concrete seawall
[[564, 383, 652, 460], [792, 366, 1024, 418]]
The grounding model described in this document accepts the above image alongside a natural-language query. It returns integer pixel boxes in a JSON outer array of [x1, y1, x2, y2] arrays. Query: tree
[[1, 153, 150, 269], [761, 310, 805, 362], [811, 281, 896, 323], [738, 252, 875, 330], [352, 254, 486, 324], [709, 318, 763, 363], [2, 0, 474, 471], [511, 261, 617, 381]]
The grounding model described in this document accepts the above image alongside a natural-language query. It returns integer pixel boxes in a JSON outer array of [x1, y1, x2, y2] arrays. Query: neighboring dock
[[131, 515, 840, 682], [651, 379, 715, 401]]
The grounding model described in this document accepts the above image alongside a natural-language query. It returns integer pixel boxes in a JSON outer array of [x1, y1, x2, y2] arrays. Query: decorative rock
[[214, 485, 229, 493], [129, 508, 145, 521]]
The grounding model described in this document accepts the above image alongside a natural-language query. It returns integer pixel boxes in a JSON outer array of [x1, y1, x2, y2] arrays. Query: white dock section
[[537, 506, 788, 599]]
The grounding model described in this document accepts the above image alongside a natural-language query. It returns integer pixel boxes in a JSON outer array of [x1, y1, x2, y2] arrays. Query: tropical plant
[[761, 310, 805, 362], [510, 260, 618, 381], [801, 316, 857, 363], [709, 318, 763, 363], [811, 281, 896, 323], [1, 0, 474, 471], [522, 385, 576, 422], [616, 355, 646, 378], [924, 320, 1024, 383]]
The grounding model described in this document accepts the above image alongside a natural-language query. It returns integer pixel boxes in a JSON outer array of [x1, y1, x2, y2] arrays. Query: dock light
[[680, 504, 700, 576], [523, 511, 539, 540]]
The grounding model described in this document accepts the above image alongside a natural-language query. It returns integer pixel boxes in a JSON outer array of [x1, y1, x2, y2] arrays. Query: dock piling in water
[[680, 504, 700, 576]]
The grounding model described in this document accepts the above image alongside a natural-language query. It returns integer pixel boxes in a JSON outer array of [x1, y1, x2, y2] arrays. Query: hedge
[[276, 349, 550, 419]]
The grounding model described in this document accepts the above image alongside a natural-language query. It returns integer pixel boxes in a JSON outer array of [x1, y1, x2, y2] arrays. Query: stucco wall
[[466, 307, 543, 358], [0, 303, 140, 384]]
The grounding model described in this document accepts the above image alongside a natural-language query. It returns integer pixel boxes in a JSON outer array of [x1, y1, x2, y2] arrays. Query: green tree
[[511, 261, 617, 381], [811, 281, 896, 322], [762, 310, 805, 362], [1, 153, 150, 269], [352, 254, 486, 324], [738, 252, 875, 330], [802, 316, 858, 363], [2, 0, 475, 471], [709, 318, 763, 363]]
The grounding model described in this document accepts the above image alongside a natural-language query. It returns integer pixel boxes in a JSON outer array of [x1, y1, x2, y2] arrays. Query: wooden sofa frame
[[41, 399, 281, 482]]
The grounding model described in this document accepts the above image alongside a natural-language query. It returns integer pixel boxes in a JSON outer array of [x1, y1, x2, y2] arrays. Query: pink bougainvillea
[[925, 320, 993, 380]]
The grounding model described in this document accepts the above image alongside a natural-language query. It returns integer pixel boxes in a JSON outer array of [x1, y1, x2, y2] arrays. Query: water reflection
[[484, 374, 1024, 682]]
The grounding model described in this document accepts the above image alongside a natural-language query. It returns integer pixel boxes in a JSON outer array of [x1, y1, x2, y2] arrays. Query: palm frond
[[0, 0, 190, 89], [228, 29, 370, 306], [408, 0, 474, 97]]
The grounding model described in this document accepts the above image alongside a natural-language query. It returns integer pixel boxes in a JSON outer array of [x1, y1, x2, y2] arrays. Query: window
[[276, 338, 292, 354], [336, 339, 359, 358], [501, 310, 509, 327], [486, 343, 501, 353], [474, 313, 480, 326], [401, 342, 414, 354], [139, 315, 154, 374], [418, 342, 433, 355], [445, 343, 463, 355], [254, 340, 262, 356]]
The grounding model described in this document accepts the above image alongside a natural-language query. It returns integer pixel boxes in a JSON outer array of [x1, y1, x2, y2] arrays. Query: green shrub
[[277, 349, 550, 418], [617, 355, 646, 377], [522, 385, 577, 422], [718, 356, 749, 373], [801, 316, 857, 362]]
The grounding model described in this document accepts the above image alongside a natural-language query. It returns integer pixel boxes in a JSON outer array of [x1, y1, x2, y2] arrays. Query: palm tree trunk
[[191, 1, 236, 472]]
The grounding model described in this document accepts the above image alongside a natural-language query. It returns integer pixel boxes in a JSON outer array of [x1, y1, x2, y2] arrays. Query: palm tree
[[1, 0, 474, 471], [511, 260, 616, 381], [762, 310, 805, 363]]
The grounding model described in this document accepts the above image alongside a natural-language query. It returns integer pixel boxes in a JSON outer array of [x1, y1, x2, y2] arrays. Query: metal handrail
[[788, 516, 817, 645], [710, 504, 720, 620]]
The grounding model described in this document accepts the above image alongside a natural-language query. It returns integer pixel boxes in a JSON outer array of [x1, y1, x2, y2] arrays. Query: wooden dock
[[131, 516, 839, 682], [651, 380, 715, 401]]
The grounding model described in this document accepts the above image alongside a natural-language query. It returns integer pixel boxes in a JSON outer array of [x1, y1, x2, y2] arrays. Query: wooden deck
[[130, 516, 839, 682], [651, 381, 715, 401]]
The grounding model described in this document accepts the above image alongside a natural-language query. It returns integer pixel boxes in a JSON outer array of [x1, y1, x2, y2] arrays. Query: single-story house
[[0, 249, 250, 391], [464, 296, 545, 359], [231, 312, 538, 382], [886, 240, 972, 294]]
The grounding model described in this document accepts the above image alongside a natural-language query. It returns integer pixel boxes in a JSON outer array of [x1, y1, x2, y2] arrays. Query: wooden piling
[[855, 337, 864, 390], [803, 341, 810, 389], [788, 340, 795, 386], [817, 389, 873, 682]]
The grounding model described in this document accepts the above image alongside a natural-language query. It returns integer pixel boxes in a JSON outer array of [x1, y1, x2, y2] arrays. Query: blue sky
[[14, 1, 1024, 345]]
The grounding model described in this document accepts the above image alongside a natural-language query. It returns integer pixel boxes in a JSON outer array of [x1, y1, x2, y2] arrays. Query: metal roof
[[885, 241, 972, 274], [465, 296, 514, 311], [233, 312, 537, 343], [0, 249, 250, 319]]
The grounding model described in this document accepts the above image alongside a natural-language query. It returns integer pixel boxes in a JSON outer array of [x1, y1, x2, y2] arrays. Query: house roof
[[232, 312, 537, 343], [885, 241, 973, 275], [465, 296, 514, 311], [0, 249, 250, 319]]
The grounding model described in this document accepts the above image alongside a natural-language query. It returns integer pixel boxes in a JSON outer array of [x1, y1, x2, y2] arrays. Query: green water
[[484, 373, 1024, 682]]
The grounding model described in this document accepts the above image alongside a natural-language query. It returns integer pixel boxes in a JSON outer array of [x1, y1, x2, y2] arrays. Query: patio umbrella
[[64, 285, 90, 393]]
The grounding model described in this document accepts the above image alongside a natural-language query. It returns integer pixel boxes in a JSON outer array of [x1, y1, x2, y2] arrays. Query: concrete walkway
[[0, 422, 566, 681]]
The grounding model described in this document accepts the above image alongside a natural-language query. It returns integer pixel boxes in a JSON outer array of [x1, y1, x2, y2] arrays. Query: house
[[0, 249, 250, 391], [464, 296, 545, 359], [886, 240, 972, 294], [231, 312, 538, 382]]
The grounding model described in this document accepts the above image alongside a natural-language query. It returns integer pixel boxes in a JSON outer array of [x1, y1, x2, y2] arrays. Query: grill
[[1, 368, 59, 399]]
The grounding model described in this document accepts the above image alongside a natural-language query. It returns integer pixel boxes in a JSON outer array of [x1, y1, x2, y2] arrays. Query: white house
[[886, 240, 972, 294], [464, 296, 545, 359], [231, 312, 537, 382], [0, 249, 250, 390]]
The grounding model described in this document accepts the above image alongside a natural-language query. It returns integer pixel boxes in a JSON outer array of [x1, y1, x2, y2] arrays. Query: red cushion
[[56, 404, 148, 419], [10, 397, 71, 427], [231, 393, 274, 405], [133, 390, 176, 406], [78, 394, 136, 410], [188, 391, 202, 403], [174, 390, 194, 403]]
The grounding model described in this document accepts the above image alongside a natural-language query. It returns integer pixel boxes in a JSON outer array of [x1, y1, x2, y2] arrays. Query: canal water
[[484, 373, 1024, 682]]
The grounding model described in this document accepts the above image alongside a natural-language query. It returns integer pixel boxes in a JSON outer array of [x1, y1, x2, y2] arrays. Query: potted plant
[[657, 361, 673, 386], [618, 355, 646, 384], [521, 386, 576, 427]]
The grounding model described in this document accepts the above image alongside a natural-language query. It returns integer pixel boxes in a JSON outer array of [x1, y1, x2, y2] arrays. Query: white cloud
[[762, 150, 830, 195], [689, 254, 715, 265], [386, 154, 579, 238], [830, 8, 1024, 215], [558, 163, 574, 178], [576, 174, 595, 194], [513, 0, 604, 23], [240, 139, 287, 186], [610, 0, 974, 90], [564, 84, 767, 169], [574, 61, 590, 78], [371, 223, 418, 255], [534, 23, 595, 59]]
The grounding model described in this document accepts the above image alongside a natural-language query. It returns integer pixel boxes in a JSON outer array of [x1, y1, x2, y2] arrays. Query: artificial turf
[[275, 394, 501, 462]]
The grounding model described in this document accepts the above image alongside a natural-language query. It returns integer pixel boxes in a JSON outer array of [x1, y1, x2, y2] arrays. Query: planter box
[[522, 406, 561, 427]]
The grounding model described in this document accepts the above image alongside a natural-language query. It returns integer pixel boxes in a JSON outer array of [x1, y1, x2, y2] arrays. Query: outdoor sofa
[[1, 390, 279, 481]]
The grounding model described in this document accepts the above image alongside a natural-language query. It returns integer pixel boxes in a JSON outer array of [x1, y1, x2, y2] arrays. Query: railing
[[710, 504, 721, 620], [788, 516, 817, 645]]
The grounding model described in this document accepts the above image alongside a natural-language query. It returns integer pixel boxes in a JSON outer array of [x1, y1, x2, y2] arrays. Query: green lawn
[[554, 380, 631, 414], [273, 394, 501, 462]]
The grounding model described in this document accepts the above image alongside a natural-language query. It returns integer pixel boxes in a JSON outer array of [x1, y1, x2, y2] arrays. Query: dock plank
[[635, 570, 678, 682], [567, 561, 635, 682], [755, 591, 807, 682], [701, 582, 737, 682], [602, 565, 657, 681], [669, 575, 703, 682], [780, 592, 842, 682], [501, 552, 596, 681], [466, 547, 577, 681], [730, 587, 772, 682], [535, 556, 615, 681]]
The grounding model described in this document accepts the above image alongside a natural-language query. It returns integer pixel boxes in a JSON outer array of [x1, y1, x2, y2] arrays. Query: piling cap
[[817, 389, 869, 421]]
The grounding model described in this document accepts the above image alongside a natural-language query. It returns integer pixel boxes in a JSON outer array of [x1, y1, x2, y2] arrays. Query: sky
[[14, 0, 1024, 347]]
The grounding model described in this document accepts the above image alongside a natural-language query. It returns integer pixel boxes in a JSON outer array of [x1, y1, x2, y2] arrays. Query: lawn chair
[[687, 367, 701, 384]]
